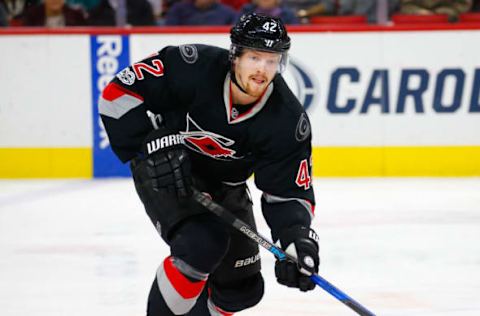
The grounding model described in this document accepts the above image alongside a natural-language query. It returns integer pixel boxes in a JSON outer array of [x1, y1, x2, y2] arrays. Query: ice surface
[[1, 178, 479, 315]]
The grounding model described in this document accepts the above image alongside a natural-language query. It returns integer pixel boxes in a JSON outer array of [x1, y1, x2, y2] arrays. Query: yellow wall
[[312, 146, 480, 177], [0, 148, 92, 178], [2, 146, 479, 178]]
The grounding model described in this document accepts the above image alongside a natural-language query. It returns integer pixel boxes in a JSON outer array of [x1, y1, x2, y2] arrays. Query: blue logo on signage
[[289, 59, 319, 111], [327, 68, 480, 114], [90, 35, 131, 177]]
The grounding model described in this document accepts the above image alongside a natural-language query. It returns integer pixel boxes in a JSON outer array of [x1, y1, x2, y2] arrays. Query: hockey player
[[100, 13, 320, 315]]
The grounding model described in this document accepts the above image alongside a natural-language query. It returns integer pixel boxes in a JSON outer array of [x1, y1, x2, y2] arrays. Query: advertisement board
[[0, 26, 479, 177], [90, 35, 131, 177]]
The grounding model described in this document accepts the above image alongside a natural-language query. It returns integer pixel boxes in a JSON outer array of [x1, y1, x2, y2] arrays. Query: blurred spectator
[[239, 0, 299, 24], [0, 0, 39, 25], [1, 2, 8, 25], [282, 0, 318, 16], [23, 0, 87, 26], [220, 0, 248, 10], [473, 0, 480, 11], [87, 0, 155, 26], [297, 0, 399, 23], [399, 0, 472, 21], [124, 0, 155, 25], [86, 0, 113, 25], [146, 0, 162, 22], [67, 0, 100, 10], [165, 0, 237, 25]]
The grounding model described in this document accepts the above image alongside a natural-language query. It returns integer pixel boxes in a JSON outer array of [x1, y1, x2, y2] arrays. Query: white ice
[[1, 178, 479, 316]]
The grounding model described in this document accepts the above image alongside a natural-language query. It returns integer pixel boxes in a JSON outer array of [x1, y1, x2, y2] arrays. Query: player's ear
[[232, 56, 239, 69]]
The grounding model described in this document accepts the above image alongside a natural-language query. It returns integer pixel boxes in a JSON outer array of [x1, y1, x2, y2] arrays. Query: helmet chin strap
[[230, 70, 249, 95]]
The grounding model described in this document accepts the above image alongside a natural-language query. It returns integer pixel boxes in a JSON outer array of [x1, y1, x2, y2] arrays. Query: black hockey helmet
[[230, 13, 291, 72], [230, 13, 291, 53]]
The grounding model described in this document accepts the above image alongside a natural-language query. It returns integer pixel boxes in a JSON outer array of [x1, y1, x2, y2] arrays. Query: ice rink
[[1, 178, 479, 316]]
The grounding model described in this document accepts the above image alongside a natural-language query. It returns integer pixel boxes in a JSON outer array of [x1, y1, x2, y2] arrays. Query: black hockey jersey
[[100, 44, 315, 235]]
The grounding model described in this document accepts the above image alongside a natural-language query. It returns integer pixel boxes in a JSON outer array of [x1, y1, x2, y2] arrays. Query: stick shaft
[[192, 188, 376, 316]]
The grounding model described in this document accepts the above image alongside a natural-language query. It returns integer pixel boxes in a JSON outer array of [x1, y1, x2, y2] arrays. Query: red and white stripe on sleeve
[[99, 82, 144, 119]]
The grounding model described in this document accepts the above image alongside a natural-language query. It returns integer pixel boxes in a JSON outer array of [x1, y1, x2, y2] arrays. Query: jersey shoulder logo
[[295, 113, 311, 142], [117, 67, 136, 85], [179, 45, 199, 64], [181, 113, 243, 161]]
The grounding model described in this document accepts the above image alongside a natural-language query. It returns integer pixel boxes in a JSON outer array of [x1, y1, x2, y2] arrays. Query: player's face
[[234, 49, 281, 98]]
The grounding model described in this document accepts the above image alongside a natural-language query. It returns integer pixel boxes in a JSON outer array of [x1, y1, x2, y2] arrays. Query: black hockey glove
[[274, 225, 320, 292], [139, 128, 192, 199]]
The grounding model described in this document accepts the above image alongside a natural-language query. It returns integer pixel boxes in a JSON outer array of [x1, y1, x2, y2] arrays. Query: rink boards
[[0, 27, 479, 178]]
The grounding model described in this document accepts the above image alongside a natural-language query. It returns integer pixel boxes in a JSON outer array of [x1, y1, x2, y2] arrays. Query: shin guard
[[156, 256, 208, 315]]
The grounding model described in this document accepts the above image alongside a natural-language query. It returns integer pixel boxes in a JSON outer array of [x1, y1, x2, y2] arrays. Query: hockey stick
[[192, 187, 376, 316]]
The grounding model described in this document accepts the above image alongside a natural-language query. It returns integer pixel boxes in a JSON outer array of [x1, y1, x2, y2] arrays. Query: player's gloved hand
[[274, 225, 320, 292], [140, 128, 192, 198]]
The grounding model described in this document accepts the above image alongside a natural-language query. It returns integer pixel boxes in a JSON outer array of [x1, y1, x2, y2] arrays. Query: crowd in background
[[0, 0, 479, 27]]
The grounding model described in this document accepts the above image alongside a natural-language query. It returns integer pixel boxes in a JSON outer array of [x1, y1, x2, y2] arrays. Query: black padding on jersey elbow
[[261, 197, 312, 242]]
